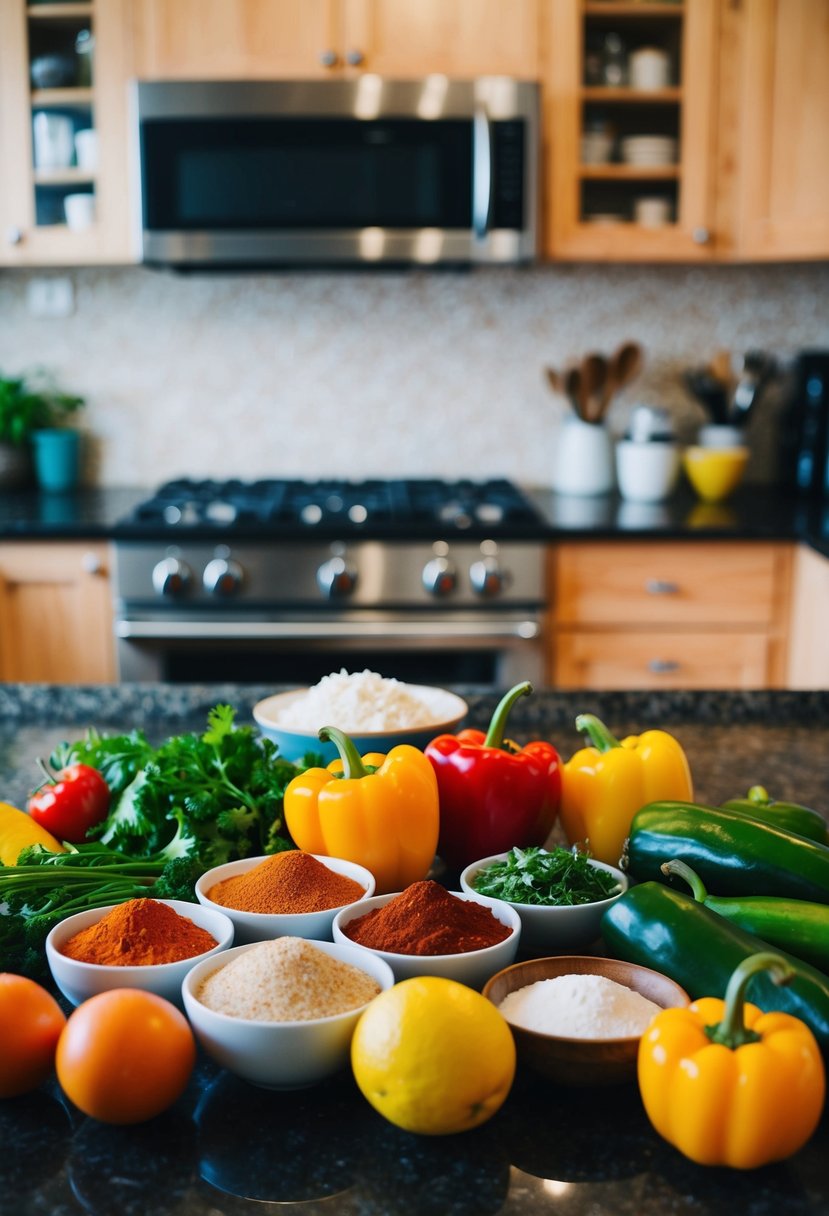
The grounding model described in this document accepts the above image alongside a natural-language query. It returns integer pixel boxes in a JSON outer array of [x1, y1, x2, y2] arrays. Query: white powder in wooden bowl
[[497, 973, 662, 1039], [197, 937, 381, 1022]]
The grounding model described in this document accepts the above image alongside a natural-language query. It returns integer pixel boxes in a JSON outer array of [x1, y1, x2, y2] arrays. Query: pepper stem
[[574, 713, 621, 753], [660, 858, 709, 903], [705, 952, 794, 1050], [483, 682, 533, 750], [747, 785, 772, 806], [318, 726, 369, 780]]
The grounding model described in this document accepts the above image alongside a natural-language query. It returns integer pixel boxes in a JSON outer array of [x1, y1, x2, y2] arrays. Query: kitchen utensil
[[681, 368, 730, 425], [565, 366, 584, 418], [683, 446, 749, 503], [634, 196, 672, 227], [616, 441, 681, 503], [581, 353, 609, 423], [621, 136, 677, 166], [730, 350, 775, 425], [545, 366, 565, 397], [612, 341, 644, 390], [32, 112, 74, 170], [629, 47, 671, 91], [64, 192, 95, 231]]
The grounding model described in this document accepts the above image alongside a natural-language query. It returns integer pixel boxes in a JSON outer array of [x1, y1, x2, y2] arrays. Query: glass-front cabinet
[[0, 0, 133, 266], [544, 0, 717, 261]]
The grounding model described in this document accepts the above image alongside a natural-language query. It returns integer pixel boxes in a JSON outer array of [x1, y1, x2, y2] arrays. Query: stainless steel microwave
[[132, 77, 540, 268]]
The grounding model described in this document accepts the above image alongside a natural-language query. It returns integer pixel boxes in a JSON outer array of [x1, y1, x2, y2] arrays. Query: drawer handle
[[648, 659, 681, 674], [645, 578, 680, 596]]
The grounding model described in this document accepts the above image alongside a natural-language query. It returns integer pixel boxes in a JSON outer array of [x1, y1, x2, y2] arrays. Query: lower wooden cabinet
[[549, 541, 794, 690], [0, 542, 115, 683], [787, 544, 829, 689]]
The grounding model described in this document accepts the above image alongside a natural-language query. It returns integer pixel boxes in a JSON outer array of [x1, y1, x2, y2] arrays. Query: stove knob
[[203, 557, 244, 597], [152, 556, 191, 598], [422, 556, 457, 597], [470, 557, 508, 598], [317, 556, 358, 599]]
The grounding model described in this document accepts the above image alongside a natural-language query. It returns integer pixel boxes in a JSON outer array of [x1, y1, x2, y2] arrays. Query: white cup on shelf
[[74, 128, 98, 172], [629, 47, 671, 91], [64, 192, 96, 231], [634, 196, 672, 228], [33, 112, 74, 169]]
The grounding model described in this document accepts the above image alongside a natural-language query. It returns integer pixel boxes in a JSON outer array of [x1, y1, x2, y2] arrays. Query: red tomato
[[0, 973, 66, 1097], [27, 762, 111, 843], [56, 989, 196, 1124]]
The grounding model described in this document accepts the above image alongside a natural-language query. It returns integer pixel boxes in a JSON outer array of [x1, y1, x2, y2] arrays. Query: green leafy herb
[[471, 845, 621, 906], [0, 842, 204, 978], [54, 704, 311, 869]]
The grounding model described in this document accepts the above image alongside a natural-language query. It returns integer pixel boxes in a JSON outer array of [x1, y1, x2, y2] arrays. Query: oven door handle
[[114, 618, 540, 642]]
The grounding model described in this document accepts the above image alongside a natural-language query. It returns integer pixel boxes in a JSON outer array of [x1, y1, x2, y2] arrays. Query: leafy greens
[[471, 845, 621, 906]]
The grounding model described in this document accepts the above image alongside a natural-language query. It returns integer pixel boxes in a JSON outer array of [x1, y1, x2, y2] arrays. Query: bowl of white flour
[[483, 955, 690, 1085]]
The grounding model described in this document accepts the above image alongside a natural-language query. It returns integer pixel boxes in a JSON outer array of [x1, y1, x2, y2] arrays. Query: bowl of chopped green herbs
[[460, 846, 627, 953]]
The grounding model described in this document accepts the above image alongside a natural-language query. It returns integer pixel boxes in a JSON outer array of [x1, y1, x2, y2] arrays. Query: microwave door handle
[[473, 106, 493, 239]]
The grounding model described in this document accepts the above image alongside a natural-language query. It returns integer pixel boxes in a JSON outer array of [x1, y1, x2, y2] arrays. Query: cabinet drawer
[[555, 543, 786, 627], [553, 629, 772, 690]]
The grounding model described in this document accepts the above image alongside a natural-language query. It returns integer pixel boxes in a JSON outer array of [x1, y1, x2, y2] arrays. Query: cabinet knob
[[319, 49, 339, 68], [5, 227, 23, 247], [345, 48, 365, 66], [645, 578, 680, 596], [81, 551, 103, 575], [648, 659, 681, 674], [692, 227, 711, 245]]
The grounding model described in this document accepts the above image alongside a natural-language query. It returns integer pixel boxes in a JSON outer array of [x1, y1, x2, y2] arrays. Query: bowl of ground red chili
[[331, 879, 521, 990], [195, 851, 376, 945], [45, 897, 235, 1007]]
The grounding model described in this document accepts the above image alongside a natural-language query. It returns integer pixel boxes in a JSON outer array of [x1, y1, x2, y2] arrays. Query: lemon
[[351, 976, 516, 1135]]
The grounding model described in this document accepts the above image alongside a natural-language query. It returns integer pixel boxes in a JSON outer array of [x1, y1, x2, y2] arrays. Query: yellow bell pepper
[[559, 713, 693, 866], [638, 952, 826, 1169], [0, 800, 65, 866], [283, 726, 440, 894]]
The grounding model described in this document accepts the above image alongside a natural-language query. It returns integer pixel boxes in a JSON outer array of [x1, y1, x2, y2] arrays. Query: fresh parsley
[[471, 845, 621, 906]]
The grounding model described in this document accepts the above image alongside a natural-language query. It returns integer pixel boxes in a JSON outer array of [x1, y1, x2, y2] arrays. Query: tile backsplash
[[0, 261, 827, 488]]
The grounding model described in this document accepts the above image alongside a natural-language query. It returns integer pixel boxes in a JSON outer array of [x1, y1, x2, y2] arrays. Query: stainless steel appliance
[[132, 78, 539, 268], [113, 478, 549, 686]]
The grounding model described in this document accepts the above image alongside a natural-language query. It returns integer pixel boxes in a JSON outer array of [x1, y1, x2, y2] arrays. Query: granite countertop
[[0, 684, 827, 1216], [0, 483, 827, 553]]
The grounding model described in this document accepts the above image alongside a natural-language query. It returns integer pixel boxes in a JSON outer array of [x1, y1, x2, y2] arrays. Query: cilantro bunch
[[52, 704, 309, 869]]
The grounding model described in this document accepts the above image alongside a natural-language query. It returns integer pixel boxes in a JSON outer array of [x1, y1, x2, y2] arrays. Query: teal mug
[[32, 429, 81, 493]]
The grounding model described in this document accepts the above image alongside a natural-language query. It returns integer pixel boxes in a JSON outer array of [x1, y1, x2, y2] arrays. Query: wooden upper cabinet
[[716, 0, 829, 260], [544, 0, 718, 261], [131, 0, 340, 79], [0, 0, 134, 267], [131, 0, 541, 80]]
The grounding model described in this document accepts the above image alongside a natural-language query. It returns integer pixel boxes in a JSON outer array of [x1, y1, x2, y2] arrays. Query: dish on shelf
[[621, 136, 678, 167]]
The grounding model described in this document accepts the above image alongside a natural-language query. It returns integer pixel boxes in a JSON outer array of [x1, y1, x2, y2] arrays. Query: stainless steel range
[[113, 478, 549, 686]]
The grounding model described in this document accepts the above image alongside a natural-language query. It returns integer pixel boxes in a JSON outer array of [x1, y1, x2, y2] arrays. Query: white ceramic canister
[[629, 47, 670, 91], [554, 417, 615, 497]]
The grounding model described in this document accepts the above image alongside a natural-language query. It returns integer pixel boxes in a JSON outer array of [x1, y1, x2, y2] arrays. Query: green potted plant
[[0, 370, 84, 491]]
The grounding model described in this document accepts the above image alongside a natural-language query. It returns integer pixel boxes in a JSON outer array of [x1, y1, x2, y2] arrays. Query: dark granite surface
[[1, 483, 828, 554], [0, 684, 827, 1216]]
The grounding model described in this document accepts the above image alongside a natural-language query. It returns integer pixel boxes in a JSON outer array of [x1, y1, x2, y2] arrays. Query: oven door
[[114, 610, 545, 688]]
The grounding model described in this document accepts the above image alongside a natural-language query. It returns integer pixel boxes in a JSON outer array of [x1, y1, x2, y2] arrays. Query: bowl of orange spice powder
[[195, 851, 376, 945], [45, 897, 235, 1007]]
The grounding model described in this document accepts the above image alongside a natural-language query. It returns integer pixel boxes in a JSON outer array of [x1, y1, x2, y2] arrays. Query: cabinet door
[[545, 0, 717, 260], [0, 0, 133, 267], [724, 0, 829, 259], [553, 629, 774, 690], [787, 545, 829, 688], [343, 0, 540, 77], [0, 543, 115, 683], [131, 0, 341, 78]]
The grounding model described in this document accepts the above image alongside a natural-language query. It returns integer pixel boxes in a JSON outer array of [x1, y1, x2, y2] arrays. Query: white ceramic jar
[[554, 418, 615, 497], [616, 440, 681, 503]]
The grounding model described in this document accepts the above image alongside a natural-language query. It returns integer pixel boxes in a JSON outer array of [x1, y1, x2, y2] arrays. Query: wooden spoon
[[581, 353, 609, 423], [611, 341, 644, 392]]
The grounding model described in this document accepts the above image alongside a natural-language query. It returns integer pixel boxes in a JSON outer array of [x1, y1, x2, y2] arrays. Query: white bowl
[[332, 890, 521, 989], [195, 853, 376, 945], [621, 135, 677, 166], [252, 685, 468, 763], [45, 899, 234, 1007], [182, 939, 394, 1089], [459, 853, 628, 954]]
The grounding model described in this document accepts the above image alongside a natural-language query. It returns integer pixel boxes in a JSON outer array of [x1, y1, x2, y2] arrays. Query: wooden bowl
[[483, 955, 690, 1086]]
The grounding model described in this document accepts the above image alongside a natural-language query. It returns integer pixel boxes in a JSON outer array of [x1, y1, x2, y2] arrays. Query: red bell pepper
[[28, 760, 111, 844], [425, 681, 561, 872]]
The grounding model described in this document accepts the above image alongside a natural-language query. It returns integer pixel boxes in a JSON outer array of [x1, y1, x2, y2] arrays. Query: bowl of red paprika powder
[[195, 851, 376, 945], [332, 880, 521, 990], [45, 897, 235, 1007]]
